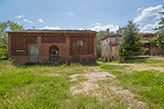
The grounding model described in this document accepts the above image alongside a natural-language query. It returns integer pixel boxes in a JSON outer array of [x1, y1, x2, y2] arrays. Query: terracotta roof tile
[[101, 34, 122, 41], [7, 29, 97, 33], [140, 33, 155, 35], [100, 33, 155, 41]]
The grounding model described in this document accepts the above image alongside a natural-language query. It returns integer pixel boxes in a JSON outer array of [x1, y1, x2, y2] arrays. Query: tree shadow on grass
[[119, 58, 148, 64], [79, 61, 99, 66], [20, 61, 99, 68]]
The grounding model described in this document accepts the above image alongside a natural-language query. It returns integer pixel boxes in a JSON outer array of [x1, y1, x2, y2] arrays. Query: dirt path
[[108, 63, 164, 72], [70, 66, 116, 94], [69, 65, 148, 108]]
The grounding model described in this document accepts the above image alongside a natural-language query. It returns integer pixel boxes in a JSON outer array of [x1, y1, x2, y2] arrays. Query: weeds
[[0, 58, 164, 108], [99, 58, 164, 108]]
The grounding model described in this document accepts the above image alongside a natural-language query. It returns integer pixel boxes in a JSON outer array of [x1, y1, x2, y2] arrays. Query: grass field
[[0, 58, 164, 108]]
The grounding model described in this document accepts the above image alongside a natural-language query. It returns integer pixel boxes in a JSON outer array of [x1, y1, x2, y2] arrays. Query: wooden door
[[29, 44, 39, 63], [49, 47, 59, 62]]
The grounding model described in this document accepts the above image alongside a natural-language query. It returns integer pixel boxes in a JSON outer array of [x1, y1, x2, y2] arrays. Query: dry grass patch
[[69, 65, 116, 95], [108, 62, 164, 73], [68, 65, 147, 108]]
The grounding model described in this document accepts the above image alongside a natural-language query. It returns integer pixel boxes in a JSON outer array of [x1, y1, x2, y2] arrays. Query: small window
[[106, 47, 108, 52], [106, 38, 108, 42], [77, 40, 83, 46], [110, 46, 112, 52]]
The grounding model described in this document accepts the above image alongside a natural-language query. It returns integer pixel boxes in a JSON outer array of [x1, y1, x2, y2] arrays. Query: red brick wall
[[70, 34, 94, 55], [39, 35, 70, 62], [8, 32, 97, 65], [10, 56, 29, 65], [10, 34, 38, 56], [150, 45, 164, 55]]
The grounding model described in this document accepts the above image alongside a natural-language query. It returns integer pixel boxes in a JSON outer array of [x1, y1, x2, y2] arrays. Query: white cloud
[[38, 18, 44, 23], [15, 15, 24, 18], [79, 28, 83, 30], [134, 5, 164, 23], [67, 12, 74, 15], [136, 7, 144, 11], [90, 24, 119, 32], [42, 26, 60, 30], [23, 19, 34, 24], [140, 21, 159, 33], [95, 23, 102, 25]]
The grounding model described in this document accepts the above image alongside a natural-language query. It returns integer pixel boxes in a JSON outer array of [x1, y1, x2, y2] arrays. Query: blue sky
[[0, 0, 164, 33]]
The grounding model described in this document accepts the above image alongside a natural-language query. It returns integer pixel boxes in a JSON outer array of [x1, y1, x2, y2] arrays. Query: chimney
[[107, 28, 110, 35]]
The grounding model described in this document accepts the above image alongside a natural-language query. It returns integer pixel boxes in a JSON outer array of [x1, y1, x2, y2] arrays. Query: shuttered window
[[110, 46, 112, 52]]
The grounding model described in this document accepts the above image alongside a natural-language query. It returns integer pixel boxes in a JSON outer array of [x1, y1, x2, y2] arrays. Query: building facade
[[8, 30, 97, 65], [101, 29, 164, 62], [101, 34, 121, 62]]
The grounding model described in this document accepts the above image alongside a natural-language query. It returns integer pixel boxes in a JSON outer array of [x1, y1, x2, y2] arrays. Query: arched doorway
[[49, 46, 59, 62], [105, 57, 108, 62]]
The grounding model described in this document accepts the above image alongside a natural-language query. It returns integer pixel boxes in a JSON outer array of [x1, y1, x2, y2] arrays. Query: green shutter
[[110, 46, 112, 52]]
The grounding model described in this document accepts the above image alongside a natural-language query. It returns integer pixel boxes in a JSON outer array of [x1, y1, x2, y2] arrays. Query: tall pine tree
[[117, 20, 145, 58], [153, 7, 164, 49]]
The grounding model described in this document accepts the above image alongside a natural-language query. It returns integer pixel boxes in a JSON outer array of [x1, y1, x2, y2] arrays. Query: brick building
[[8, 30, 97, 65], [101, 28, 164, 62]]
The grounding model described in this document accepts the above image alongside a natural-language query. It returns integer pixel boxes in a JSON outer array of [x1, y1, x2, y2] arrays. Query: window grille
[[77, 40, 83, 46]]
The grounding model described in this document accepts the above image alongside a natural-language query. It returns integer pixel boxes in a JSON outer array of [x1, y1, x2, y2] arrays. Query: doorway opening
[[49, 46, 59, 62], [29, 44, 39, 63], [105, 57, 108, 62]]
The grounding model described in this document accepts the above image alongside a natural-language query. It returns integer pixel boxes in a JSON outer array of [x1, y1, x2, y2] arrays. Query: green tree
[[117, 20, 145, 58], [32, 26, 35, 30], [97, 30, 106, 59], [153, 7, 164, 49], [0, 20, 23, 58], [97, 29, 114, 59]]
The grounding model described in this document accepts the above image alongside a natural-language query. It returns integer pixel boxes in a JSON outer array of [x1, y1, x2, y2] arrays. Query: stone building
[[8, 30, 97, 65], [101, 34, 121, 62], [101, 28, 164, 62]]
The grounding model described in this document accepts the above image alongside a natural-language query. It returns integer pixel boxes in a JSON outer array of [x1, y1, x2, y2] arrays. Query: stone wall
[[100, 33, 164, 62], [101, 36, 120, 62]]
